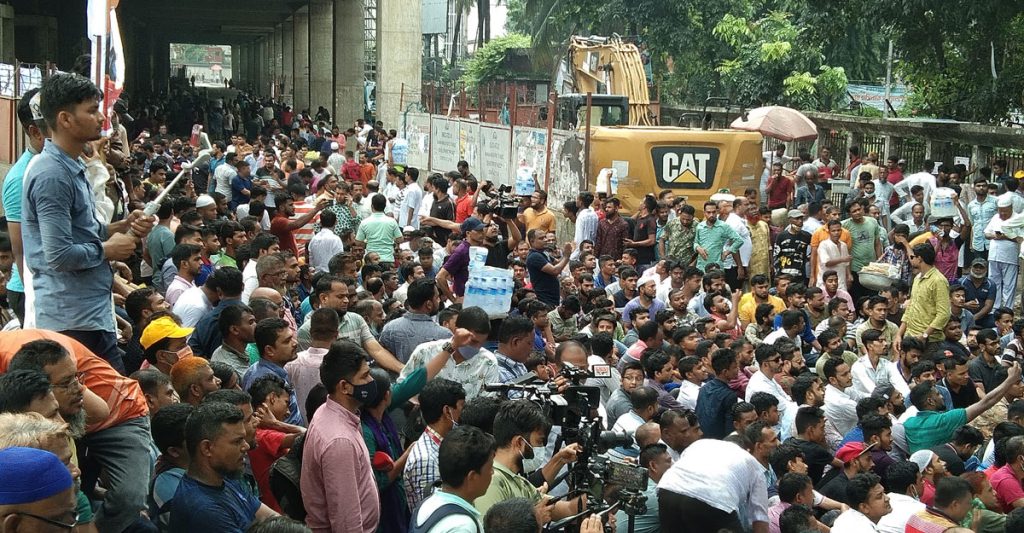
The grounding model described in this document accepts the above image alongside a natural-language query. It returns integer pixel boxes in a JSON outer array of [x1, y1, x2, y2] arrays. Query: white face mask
[[519, 436, 545, 473]]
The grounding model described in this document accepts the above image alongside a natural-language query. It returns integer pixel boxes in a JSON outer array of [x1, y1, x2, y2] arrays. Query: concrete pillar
[[248, 41, 258, 93], [293, 8, 310, 112], [309, 0, 333, 113], [0, 4, 13, 64], [274, 25, 284, 95], [334, 0, 364, 124], [262, 39, 271, 95], [153, 36, 170, 95], [283, 18, 294, 103], [377, 0, 422, 127], [237, 44, 248, 89], [267, 32, 276, 96], [232, 44, 240, 90]]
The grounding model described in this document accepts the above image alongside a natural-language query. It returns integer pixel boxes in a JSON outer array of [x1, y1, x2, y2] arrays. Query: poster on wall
[[512, 126, 548, 196], [430, 116, 461, 173], [479, 123, 512, 186], [403, 112, 431, 169], [459, 119, 480, 172], [549, 129, 585, 208]]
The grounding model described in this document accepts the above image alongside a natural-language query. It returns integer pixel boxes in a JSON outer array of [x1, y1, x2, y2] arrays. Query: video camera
[[488, 183, 521, 220]]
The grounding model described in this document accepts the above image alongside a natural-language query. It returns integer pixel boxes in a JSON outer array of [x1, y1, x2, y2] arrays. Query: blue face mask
[[458, 345, 480, 360]]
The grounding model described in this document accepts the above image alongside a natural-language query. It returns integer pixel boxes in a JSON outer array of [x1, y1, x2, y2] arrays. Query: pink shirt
[[284, 347, 329, 422], [990, 464, 1024, 512], [625, 340, 649, 360], [300, 399, 380, 533], [928, 237, 960, 282]]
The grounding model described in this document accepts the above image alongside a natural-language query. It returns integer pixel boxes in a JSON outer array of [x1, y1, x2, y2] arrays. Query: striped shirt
[[290, 200, 317, 256], [403, 425, 442, 510]]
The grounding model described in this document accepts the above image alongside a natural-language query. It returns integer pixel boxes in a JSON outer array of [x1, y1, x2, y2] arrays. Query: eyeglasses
[[6, 511, 79, 530], [54, 372, 86, 392]]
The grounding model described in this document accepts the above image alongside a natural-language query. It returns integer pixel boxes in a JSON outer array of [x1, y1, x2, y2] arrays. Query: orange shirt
[[523, 207, 556, 233], [0, 330, 148, 433], [360, 163, 376, 187], [809, 225, 853, 281], [455, 194, 475, 223]]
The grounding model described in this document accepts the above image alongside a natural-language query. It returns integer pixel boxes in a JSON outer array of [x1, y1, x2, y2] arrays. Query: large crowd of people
[[2, 69, 1024, 533]]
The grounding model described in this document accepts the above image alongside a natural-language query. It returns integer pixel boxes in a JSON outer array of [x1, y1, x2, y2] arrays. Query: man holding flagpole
[[22, 72, 153, 372]]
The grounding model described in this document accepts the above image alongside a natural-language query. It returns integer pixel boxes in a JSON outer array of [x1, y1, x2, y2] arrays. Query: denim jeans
[[80, 416, 153, 533], [61, 329, 125, 375]]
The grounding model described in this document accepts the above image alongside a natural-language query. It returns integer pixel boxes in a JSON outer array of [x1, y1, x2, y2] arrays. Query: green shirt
[[360, 367, 427, 513], [214, 252, 238, 269], [356, 212, 402, 263], [661, 217, 696, 267], [474, 461, 541, 516], [901, 266, 951, 341], [841, 217, 883, 272], [903, 408, 968, 453], [693, 219, 742, 272]]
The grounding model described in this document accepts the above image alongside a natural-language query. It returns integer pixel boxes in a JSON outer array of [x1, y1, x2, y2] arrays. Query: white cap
[[998, 194, 1013, 208], [331, 142, 339, 151], [195, 195, 216, 208], [637, 274, 658, 289]]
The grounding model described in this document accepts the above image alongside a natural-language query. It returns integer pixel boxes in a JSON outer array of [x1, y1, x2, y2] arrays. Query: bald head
[[250, 287, 283, 305], [635, 421, 662, 449]]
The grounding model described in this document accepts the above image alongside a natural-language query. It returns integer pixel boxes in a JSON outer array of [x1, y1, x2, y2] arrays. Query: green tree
[[461, 33, 532, 89], [842, 0, 1024, 121], [712, 11, 848, 110]]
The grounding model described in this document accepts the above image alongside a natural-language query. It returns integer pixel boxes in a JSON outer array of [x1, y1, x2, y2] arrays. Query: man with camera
[[474, 400, 586, 525]]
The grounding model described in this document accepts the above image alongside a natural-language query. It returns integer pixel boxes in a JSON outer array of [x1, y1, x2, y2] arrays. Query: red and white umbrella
[[730, 106, 817, 141]]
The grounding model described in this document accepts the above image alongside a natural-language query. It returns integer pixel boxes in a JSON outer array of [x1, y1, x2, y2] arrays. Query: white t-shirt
[[401, 183, 424, 228]]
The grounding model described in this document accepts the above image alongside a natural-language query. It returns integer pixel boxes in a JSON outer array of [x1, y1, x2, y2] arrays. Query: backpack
[[409, 502, 480, 533], [269, 433, 307, 521]]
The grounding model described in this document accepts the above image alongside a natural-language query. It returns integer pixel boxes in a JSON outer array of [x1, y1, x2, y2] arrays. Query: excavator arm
[[567, 35, 654, 126]]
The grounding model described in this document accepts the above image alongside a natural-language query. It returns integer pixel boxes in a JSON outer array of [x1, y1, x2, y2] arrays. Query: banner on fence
[[479, 123, 512, 186], [430, 116, 461, 173], [403, 112, 431, 169], [846, 83, 909, 112], [459, 119, 480, 172]]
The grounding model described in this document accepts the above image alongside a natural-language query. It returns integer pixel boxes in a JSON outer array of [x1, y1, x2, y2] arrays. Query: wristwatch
[[441, 341, 454, 354]]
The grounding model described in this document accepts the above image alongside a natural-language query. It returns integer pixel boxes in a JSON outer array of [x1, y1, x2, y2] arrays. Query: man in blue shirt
[[22, 73, 153, 371], [169, 402, 274, 532], [241, 317, 304, 426], [2, 88, 47, 325], [230, 160, 253, 210], [206, 141, 227, 194], [696, 348, 741, 439]]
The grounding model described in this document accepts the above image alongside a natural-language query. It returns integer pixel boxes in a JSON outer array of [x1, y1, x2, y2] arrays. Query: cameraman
[[474, 400, 585, 525], [614, 444, 671, 533]]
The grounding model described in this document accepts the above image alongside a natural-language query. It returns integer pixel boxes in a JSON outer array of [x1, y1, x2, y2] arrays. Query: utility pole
[[884, 39, 893, 118]]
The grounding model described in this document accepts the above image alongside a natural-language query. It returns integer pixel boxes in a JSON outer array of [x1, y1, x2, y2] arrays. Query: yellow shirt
[[523, 207, 556, 233], [738, 293, 786, 325], [902, 266, 950, 341]]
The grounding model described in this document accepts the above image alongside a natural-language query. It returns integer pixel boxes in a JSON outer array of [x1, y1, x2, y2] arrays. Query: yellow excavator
[[556, 35, 763, 212]]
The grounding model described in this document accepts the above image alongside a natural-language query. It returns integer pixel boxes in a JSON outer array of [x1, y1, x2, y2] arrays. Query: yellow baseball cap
[[140, 316, 194, 350]]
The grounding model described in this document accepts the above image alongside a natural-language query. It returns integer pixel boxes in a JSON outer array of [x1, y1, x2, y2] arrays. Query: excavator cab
[[552, 93, 629, 130]]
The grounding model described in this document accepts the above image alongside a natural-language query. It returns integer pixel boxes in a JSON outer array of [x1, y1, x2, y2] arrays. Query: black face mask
[[348, 379, 377, 405]]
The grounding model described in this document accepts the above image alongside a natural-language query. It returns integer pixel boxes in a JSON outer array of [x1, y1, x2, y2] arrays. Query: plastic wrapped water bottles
[[463, 267, 514, 318]]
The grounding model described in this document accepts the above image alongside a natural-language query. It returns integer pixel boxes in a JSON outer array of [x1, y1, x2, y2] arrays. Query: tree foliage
[[711, 11, 847, 110], [504, 0, 1024, 121], [461, 33, 533, 90], [854, 0, 1024, 122]]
